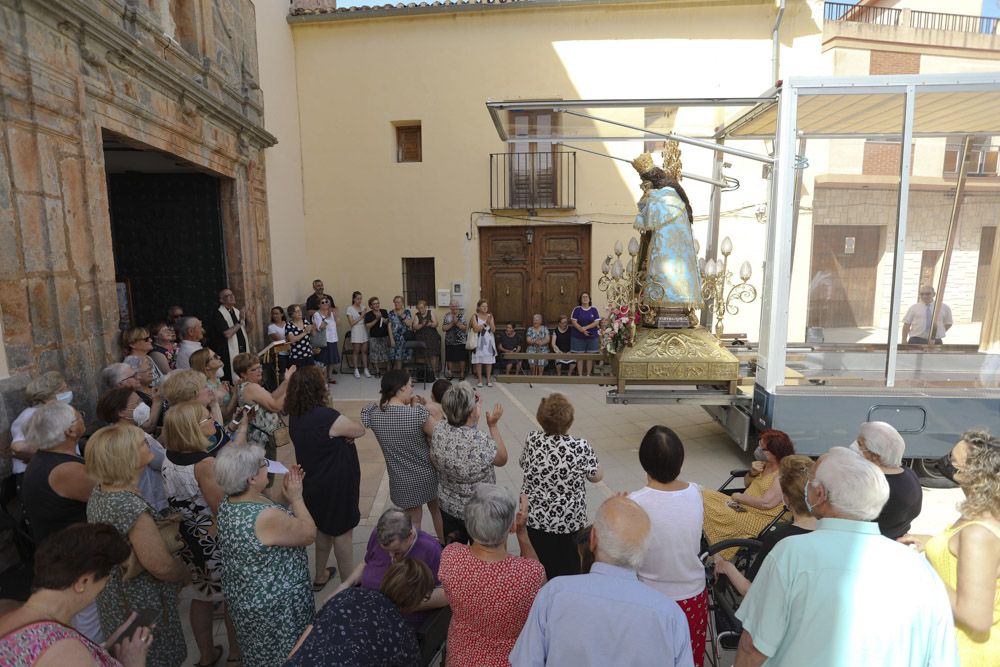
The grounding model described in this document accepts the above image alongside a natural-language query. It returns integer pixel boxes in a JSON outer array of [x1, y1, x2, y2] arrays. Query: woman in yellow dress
[[702, 430, 795, 547], [902, 430, 1000, 666]]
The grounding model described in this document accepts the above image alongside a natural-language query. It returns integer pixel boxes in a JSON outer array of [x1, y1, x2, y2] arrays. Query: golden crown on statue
[[661, 141, 682, 181], [630, 152, 655, 175]]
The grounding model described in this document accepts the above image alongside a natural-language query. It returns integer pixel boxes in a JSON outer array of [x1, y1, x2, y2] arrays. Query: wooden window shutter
[[396, 126, 422, 163]]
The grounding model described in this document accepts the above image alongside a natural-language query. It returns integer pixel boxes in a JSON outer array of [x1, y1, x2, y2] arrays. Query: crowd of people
[[0, 283, 997, 667]]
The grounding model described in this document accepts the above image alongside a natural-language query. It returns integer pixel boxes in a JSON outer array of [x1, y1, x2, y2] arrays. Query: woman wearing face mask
[[849, 421, 922, 539], [901, 430, 1000, 665], [701, 429, 795, 549], [9, 371, 71, 476], [189, 348, 238, 422], [95, 387, 168, 515]]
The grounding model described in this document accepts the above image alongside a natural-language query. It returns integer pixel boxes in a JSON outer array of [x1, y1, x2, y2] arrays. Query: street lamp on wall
[[525, 227, 534, 244]]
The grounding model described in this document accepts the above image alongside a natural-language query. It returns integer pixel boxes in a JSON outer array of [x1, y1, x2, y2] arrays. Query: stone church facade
[[0, 0, 275, 477]]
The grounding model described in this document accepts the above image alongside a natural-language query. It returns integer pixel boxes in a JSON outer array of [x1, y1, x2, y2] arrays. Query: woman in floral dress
[[85, 423, 190, 667], [525, 314, 550, 377], [388, 296, 413, 369], [214, 444, 316, 667], [429, 382, 508, 543], [161, 401, 244, 666]]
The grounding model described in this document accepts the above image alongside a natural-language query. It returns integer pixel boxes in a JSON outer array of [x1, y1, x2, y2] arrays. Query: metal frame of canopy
[[486, 73, 1000, 456]]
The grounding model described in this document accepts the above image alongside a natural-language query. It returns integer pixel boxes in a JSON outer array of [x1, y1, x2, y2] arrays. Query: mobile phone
[[116, 608, 160, 644]]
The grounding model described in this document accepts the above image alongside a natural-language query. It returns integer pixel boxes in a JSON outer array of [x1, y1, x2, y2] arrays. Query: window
[[395, 123, 422, 163], [508, 111, 556, 208], [402, 258, 435, 306], [944, 136, 998, 177]]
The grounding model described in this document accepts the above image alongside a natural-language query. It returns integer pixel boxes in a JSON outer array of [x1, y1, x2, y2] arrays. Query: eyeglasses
[[199, 416, 213, 424], [211, 354, 221, 361], [123, 373, 138, 382], [249, 366, 262, 373], [258, 459, 268, 469], [320, 300, 331, 304]]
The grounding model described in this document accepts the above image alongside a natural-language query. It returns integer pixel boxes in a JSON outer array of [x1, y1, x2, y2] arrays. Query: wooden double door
[[807, 225, 884, 328], [479, 225, 591, 328]]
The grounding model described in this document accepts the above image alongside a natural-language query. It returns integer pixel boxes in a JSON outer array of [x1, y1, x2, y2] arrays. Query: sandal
[[312, 566, 337, 592], [195, 645, 223, 667], [226, 656, 244, 667]]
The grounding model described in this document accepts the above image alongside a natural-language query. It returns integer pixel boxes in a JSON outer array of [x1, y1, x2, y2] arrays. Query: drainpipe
[[772, 0, 786, 85]]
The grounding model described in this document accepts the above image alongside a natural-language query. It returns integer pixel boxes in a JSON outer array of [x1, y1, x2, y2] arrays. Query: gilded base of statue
[[612, 327, 739, 393]]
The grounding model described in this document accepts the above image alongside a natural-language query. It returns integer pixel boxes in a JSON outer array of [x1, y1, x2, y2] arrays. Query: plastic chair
[[403, 340, 434, 388]]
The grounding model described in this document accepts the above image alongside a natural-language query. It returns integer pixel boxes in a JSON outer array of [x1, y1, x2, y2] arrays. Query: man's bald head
[[591, 496, 651, 570]]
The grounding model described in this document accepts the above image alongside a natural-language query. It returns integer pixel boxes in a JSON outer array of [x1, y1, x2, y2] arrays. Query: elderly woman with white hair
[[214, 445, 315, 667], [439, 484, 545, 667], [8, 371, 70, 482], [429, 382, 508, 544], [21, 402, 92, 546], [333, 507, 447, 626], [851, 421, 922, 539]]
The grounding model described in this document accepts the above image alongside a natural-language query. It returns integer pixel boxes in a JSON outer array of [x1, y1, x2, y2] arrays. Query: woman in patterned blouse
[[438, 484, 546, 667], [429, 381, 508, 544], [520, 393, 602, 579]]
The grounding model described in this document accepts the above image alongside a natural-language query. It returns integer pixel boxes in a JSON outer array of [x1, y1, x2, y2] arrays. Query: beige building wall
[[283, 0, 825, 341], [255, 0, 310, 309]]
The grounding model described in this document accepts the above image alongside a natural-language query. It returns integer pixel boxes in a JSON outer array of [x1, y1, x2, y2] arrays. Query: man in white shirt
[[901, 285, 952, 344], [175, 316, 205, 369], [734, 447, 958, 667]]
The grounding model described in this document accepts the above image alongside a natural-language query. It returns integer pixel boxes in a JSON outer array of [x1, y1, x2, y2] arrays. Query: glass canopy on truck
[[486, 73, 1000, 398]]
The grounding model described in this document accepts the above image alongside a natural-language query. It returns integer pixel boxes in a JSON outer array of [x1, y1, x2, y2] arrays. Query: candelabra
[[698, 236, 758, 339], [597, 237, 650, 317]]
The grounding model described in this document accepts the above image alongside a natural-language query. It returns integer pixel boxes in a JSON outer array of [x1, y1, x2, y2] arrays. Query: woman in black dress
[[285, 365, 367, 591]]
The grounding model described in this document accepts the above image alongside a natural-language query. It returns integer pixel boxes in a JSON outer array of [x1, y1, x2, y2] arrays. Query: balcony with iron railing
[[490, 150, 576, 211], [824, 2, 1000, 41]]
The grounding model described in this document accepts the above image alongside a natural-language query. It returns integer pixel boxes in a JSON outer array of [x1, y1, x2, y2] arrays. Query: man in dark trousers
[[208, 288, 253, 382]]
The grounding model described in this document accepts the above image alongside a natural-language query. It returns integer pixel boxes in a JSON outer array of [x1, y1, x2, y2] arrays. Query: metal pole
[[703, 133, 725, 328], [885, 86, 916, 387], [556, 109, 775, 164], [931, 136, 972, 342], [757, 86, 798, 393], [789, 136, 807, 275]]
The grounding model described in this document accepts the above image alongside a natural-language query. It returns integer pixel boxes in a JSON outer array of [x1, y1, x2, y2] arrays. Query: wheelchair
[[699, 468, 789, 666]]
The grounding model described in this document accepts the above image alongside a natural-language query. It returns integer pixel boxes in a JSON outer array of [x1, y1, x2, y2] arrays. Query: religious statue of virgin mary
[[632, 142, 703, 325]]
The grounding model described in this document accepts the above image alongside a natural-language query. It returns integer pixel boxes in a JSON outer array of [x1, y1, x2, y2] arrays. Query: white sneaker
[[364, 368, 372, 378], [354, 369, 361, 379]]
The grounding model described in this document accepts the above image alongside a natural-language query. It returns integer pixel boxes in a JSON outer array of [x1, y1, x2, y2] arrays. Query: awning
[[486, 72, 1000, 147]]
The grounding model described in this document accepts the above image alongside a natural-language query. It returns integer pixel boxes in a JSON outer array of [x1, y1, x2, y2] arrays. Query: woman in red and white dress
[[438, 484, 545, 667]]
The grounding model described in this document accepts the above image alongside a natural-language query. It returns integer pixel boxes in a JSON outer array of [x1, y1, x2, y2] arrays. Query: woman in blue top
[[570, 292, 601, 377]]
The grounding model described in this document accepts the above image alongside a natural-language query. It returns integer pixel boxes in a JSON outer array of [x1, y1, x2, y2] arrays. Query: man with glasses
[[209, 288, 254, 382], [305, 278, 337, 319], [902, 285, 952, 345]]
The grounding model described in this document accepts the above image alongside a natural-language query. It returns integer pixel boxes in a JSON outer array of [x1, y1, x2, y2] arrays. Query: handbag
[[122, 510, 184, 581], [309, 327, 328, 350], [465, 326, 479, 351]]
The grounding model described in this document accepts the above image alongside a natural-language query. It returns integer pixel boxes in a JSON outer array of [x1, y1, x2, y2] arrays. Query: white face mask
[[848, 440, 862, 455], [132, 401, 151, 426], [56, 390, 73, 403], [215, 366, 225, 379]]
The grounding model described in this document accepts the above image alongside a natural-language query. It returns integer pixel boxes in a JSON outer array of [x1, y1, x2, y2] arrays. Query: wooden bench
[[496, 352, 614, 384]]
